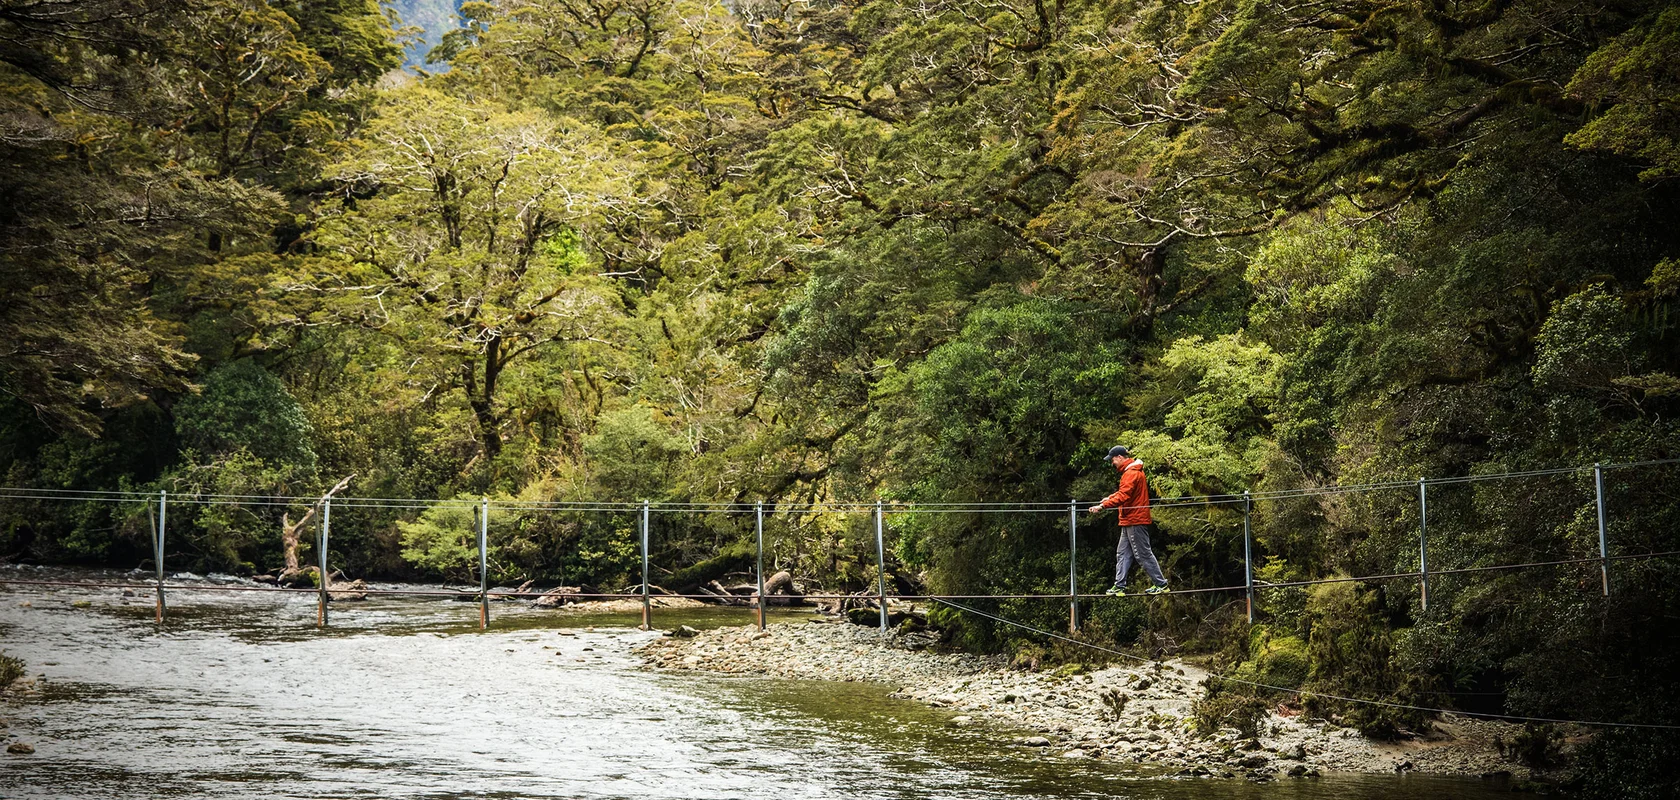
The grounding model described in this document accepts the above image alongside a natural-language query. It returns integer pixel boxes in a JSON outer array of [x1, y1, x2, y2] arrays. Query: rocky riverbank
[[638, 617, 1547, 782]]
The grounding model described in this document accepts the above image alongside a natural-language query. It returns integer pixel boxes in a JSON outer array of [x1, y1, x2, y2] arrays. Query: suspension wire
[[929, 598, 1680, 730], [3, 457, 1676, 513]]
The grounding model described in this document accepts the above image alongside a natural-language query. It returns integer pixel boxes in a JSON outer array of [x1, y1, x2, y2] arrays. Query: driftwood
[[328, 579, 368, 602], [686, 570, 805, 606], [277, 474, 355, 588], [695, 581, 746, 605], [815, 590, 892, 615], [534, 586, 583, 608]]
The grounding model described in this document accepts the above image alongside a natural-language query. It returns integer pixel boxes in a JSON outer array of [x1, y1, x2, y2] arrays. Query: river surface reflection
[[0, 569, 1514, 799]]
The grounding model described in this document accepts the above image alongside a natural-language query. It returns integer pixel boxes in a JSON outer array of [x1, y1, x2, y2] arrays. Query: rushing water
[[0, 569, 1516, 799]]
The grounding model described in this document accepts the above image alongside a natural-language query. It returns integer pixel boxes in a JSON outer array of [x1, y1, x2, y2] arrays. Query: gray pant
[[1115, 524, 1166, 586]]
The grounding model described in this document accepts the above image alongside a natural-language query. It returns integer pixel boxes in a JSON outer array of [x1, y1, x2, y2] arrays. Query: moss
[[1225, 625, 1310, 691], [1251, 632, 1310, 688], [1052, 662, 1089, 678]]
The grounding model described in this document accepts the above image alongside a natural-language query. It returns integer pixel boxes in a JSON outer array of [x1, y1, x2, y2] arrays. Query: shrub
[[1571, 729, 1680, 800], [1192, 676, 1269, 739], [0, 652, 23, 691]]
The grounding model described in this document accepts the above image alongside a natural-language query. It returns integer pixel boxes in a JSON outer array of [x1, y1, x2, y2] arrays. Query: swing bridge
[[3, 458, 1679, 731]]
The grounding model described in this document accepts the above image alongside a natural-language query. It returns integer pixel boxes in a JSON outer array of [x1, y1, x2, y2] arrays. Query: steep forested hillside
[[3, 1, 1678, 792]]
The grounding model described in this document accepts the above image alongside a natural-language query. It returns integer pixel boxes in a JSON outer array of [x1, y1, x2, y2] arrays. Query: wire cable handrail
[[0, 456, 1675, 513]]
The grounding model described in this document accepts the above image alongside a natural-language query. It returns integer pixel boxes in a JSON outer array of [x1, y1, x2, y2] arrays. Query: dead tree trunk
[[279, 474, 355, 588]]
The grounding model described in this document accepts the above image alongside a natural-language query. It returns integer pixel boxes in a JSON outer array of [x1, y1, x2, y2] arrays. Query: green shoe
[[1105, 583, 1128, 596], [1144, 583, 1170, 596]]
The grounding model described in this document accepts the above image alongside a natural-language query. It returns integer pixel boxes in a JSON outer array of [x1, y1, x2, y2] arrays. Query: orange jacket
[[1099, 458, 1152, 525]]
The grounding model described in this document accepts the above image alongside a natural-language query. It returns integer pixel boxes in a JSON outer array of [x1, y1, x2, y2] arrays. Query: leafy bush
[[397, 498, 508, 582], [1511, 722, 1564, 768], [1571, 729, 1680, 800], [0, 652, 23, 691], [1192, 676, 1269, 739]]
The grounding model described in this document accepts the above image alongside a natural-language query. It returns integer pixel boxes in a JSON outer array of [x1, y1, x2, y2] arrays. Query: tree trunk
[[277, 474, 355, 586]]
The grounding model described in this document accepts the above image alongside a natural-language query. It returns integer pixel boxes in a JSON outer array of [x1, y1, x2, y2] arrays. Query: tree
[[286, 86, 648, 466], [0, 0, 288, 435]]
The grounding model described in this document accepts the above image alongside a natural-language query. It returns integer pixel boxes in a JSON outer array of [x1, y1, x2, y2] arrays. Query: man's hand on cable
[[1087, 505, 1104, 515]]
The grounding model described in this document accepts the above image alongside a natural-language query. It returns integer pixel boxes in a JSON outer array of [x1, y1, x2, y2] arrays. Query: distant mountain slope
[[386, 0, 461, 69]]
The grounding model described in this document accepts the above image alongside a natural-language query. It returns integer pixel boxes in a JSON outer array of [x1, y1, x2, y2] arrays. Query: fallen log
[[328, 579, 369, 602], [534, 586, 582, 608], [694, 583, 747, 606]]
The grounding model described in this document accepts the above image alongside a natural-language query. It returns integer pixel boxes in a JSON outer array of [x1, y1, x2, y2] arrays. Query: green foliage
[[174, 361, 316, 472], [0, 652, 23, 691], [1572, 729, 1680, 800], [1191, 676, 1269, 739], [1230, 628, 1309, 690], [397, 499, 498, 582], [1510, 723, 1565, 768], [1566, 8, 1680, 181], [582, 406, 688, 501]]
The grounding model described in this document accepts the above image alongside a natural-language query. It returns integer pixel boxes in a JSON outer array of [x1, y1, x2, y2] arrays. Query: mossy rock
[[1253, 635, 1309, 688], [846, 607, 881, 626], [1237, 626, 1308, 689], [1052, 662, 1090, 678]]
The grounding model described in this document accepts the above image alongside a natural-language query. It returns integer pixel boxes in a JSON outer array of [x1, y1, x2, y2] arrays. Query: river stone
[[6, 743, 33, 755], [1062, 749, 1088, 759], [670, 625, 700, 638], [1239, 754, 1269, 768], [1020, 736, 1051, 747]]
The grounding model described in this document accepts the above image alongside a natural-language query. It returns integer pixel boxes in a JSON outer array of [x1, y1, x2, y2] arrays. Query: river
[[0, 568, 1516, 799]]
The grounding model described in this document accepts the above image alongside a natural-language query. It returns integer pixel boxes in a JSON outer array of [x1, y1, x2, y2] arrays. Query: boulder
[[6, 743, 33, 755]]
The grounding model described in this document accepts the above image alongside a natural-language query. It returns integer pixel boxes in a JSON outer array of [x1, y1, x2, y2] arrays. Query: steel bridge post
[[1595, 463, 1610, 596], [756, 500, 766, 631], [875, 501, 888, 633], [1068, 500, 1079, 634], [479, 497, 489, 629], [1244, 491, 1254, 624], [1418, 478, 1429, 614], [155, 490, 167, 624], [318, 497, 331, 628], [641, 500, 651, 631]]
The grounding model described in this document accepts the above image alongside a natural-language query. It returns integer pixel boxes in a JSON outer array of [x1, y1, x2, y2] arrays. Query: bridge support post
[[875, 501, 888, 633], [1243, 491, 1254, 624], [756, 500, 766, 631], [641, 500, 651, 631], [155, 490, 168, 625], [479, 497, 489, 629], [318, 497, 331, 628], [1069, 500, 1078, 634], [1595, 463, 1610, 596], [1418, 478, 1429, 614]]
